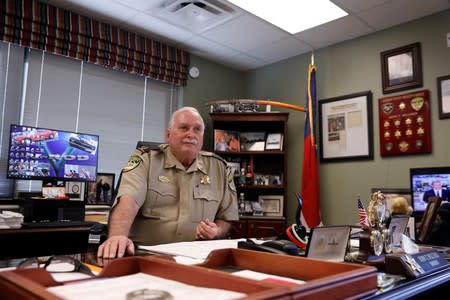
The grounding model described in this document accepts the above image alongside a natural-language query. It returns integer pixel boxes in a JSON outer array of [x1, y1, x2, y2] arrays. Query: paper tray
[[198, 248, 378, 300], [0, 256, 289, 300]]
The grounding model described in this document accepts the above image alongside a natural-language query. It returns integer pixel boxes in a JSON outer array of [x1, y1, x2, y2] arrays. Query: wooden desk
[[0, 226, 91, 259], [362, 264, 450, 299]]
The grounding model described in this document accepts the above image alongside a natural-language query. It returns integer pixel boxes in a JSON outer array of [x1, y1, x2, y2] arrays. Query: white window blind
[[0, 42, 24, 197]]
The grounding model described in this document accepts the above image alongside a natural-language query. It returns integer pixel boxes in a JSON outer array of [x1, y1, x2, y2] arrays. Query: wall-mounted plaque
[[378, 90, 431, 156]]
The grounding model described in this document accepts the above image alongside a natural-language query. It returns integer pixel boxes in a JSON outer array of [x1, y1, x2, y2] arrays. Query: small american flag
[[358, 197, 369, 228]]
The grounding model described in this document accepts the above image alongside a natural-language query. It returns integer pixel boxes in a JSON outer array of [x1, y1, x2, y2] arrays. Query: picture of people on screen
[[422, 180, 450, 203]]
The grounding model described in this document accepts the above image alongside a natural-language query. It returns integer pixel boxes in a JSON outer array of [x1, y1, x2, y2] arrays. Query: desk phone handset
[[237, 239, 300, 256]]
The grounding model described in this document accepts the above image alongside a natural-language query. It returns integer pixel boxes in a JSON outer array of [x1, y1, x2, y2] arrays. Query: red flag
[[358, 196, 369, 228], [301, 64, 321, 230]]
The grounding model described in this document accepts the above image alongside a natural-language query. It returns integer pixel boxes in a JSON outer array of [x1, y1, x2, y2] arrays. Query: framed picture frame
[[319, 91, 373, 162], [85, 173, 115, 205], [227, 161, 241, 177], [417, 197, 442, 243], [258, 195, 283, 217], [305, 226, 351, 262], [240, 132, 266, 151], [265, 133, 283, 150], [65, 181, 85, 201], [437, 74, 450, 119], [380, 42, 422, 94], [214, 129, 240, 152]]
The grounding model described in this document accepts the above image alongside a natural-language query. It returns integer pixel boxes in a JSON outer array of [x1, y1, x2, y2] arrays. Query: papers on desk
[[138, 239, 247, 264], [48, 272, 246, 300], [232, 270, 305, 287], [0, 210, 23, 229]]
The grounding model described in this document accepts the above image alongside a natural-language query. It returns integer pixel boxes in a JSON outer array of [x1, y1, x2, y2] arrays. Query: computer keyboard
[[21, 220, 96, 228]]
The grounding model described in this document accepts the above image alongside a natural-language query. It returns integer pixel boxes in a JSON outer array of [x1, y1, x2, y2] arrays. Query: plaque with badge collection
[[378, 89, 431, 156]]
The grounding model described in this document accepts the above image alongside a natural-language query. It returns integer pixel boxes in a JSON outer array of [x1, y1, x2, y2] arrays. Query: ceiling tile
[[357, 0, 450, 31], [248, 37, 311, 64], [333, 0, 391, 13], [49, 0, 139, 25], [217, 53, 267, 71], [121, 12, 194, 44], [111, 0, 166, 11], [295, 15, 374, 49], [202, 15, 290, 52], [177, 36, 240, 59]]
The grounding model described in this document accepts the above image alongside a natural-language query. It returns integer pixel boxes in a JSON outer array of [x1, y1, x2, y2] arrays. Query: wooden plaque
[[378, 90, 431, 156]]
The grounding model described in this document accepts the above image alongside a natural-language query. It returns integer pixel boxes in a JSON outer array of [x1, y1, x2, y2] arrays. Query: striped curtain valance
[[0, 0, 190, 86]]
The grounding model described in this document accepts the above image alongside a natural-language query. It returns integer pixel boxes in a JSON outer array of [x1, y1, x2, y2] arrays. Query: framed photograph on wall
[[437, 74, 450, 119], [319, 91, 373, 162], [85, 173, 115, 205], [380, 42, 422, 94]]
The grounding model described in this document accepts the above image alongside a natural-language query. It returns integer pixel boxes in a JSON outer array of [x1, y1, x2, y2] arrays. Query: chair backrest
[[136, 141, 163, 150], [114, 141, 163, 197], [416, 196, 442, 243]]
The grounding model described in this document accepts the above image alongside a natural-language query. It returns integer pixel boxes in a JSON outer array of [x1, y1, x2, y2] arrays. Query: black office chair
[[135, 141, 163, 149], [114, 141, 163, 199]]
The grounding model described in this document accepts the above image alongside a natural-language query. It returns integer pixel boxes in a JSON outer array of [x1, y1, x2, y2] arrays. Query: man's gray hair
[[168, 106, 205, 133]]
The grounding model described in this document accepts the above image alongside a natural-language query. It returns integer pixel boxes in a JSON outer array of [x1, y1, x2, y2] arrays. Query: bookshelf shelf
[[209, 112, 289, 238]]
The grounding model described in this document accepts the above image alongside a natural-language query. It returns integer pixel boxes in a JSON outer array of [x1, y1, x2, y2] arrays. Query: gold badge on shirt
[[158, 176, 170, 183], [200, 175, 210, 184]]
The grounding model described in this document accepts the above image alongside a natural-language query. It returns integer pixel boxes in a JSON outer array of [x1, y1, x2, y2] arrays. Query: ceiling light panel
[[226, 0, 348, 34]]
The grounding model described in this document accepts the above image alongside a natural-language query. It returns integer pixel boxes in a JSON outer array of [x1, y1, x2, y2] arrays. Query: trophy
[[359, 191, 393, 259]]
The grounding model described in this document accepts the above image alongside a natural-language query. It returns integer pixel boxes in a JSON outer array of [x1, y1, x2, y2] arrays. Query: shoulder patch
[[227, 167, 236, 192], [123, 155, 142, 172]]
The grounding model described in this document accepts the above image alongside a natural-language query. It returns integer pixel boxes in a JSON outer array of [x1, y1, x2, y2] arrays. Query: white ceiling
[[46, 0, 450, 71]]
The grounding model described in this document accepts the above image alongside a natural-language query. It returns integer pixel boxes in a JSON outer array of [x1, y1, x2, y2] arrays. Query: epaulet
[[200, 150, 228, 165], [136, 145, 161, 155]]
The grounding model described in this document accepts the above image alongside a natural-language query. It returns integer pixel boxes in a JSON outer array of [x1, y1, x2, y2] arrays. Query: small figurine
[[368, 191, 387, 227]]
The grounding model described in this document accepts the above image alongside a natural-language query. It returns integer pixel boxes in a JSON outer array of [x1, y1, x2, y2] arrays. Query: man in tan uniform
[[98, 107, 238, 258]]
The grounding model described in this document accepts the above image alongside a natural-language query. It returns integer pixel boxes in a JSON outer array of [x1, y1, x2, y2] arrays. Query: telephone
[[237, 239, 300, 256]]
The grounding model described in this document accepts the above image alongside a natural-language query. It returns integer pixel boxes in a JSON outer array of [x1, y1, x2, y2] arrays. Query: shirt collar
[[163, 147, 207, 174]]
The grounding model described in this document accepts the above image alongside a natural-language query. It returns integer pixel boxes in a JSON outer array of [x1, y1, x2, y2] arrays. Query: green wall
[[185, 9, 450, 227]]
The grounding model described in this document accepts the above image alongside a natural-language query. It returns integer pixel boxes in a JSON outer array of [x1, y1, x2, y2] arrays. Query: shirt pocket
[[191, 184, 220, 222], [141, 184, 178, 219]]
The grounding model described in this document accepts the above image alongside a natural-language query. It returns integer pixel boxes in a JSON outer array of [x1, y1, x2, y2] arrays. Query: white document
[[48, 272, 246, 300], [138, 239, 246, 262], [232, 270, 305, 285]]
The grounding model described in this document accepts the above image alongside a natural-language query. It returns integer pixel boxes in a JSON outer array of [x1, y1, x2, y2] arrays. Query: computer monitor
[[6, 124, 99, 182], [410, 166, 450, 214]]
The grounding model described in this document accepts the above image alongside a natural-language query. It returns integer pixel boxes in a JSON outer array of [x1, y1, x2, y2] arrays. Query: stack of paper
[[0, 210, 24, 229]]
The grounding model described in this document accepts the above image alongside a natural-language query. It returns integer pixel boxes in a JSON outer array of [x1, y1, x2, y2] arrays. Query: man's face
[[166, 111, 204, 166], [432, 181, 442, 189]]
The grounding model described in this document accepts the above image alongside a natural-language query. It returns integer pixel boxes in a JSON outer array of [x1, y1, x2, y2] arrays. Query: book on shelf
[[265, 133, 283, 150], [240, 132, 266, 151], [214, 129, 240, 152]]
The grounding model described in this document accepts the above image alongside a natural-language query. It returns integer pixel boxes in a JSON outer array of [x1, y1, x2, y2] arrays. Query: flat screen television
[[6, 124, 99, 182], [410, 166, 450, 214]]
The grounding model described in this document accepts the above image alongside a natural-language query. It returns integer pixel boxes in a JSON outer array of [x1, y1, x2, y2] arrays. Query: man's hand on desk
[[195, 219, 219, 240], [97, 235, 135, 258]]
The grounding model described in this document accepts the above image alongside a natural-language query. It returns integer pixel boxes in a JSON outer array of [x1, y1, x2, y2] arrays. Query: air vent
[[157, 0, 239, 33]]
